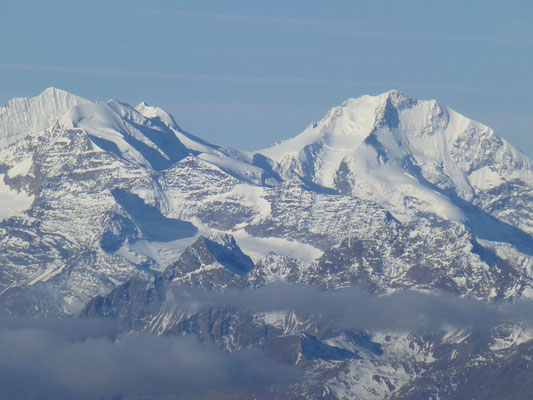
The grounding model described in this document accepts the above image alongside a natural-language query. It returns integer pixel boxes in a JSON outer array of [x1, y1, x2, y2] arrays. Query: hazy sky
[[1, 0, 532, 154]]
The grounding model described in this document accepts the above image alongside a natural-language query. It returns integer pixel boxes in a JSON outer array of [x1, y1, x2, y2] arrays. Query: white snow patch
[[230, 184, 271, 217], [7, 157, 33, 178], [490, 325, 533, 351], [324, 335, 364, 355], [520, 286, 533, 300], [0, 174, 34, 221], [120, 235, 201, 271], [198, 153, 264, 183], [27, 264, 65, 285], [468, 166, 504, 190], [442, 327, 471, 344], [232, 229, 323, 262], [259, 311, 287, 329]]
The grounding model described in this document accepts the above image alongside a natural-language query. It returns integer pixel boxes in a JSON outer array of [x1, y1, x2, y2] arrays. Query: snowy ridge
[[59, 100, 191, 171], [57, 98, 269, 185]]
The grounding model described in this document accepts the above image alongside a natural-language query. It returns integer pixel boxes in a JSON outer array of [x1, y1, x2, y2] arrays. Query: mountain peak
[[0, 87, 89, 149], [259, 90, 447, 168], [342, 89, 407, 107], [259, 90, 412, 187], [135, 101, 179, 130], [258, 90, 533, 223], [40, 86, 78, 99], [261, 91, 413, 157], [381, 89, 409, 103]]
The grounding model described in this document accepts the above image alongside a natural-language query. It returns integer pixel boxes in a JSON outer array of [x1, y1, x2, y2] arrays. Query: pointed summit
[[162, 234, 254, 290], [135, 101, 179, 130], [259, 90, 411, 187], [40, 86, 77, 99], [0, 87, 89, 149]]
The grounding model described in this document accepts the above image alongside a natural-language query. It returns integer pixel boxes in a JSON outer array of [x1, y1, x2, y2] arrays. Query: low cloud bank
[[0, 317, 301, 400], [167, 283, 531, 331], [2, 284, 532, 399]]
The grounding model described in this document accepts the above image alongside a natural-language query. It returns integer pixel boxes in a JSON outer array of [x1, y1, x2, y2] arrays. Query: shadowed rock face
[[299, 333, 361, 361], [312, 217, 519, 299], [110, 188, 197, 242], [85, 234, 254, 322], [203, 235, 254, 275], [160, 235, 251, 290]]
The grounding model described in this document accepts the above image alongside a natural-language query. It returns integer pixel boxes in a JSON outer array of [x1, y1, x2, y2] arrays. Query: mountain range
[[1, 88, 533, 399]]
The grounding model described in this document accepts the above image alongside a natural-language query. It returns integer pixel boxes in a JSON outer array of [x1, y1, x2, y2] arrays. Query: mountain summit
[[0, 87, 89, 149], [261, 90, 410, 187], [261, 90, 533, 227]]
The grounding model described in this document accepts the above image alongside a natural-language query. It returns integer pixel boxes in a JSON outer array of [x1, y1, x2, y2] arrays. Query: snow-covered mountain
[[1, 88, 533, 399], [0, 88, 282, 313], [261, 90, 533, 230]]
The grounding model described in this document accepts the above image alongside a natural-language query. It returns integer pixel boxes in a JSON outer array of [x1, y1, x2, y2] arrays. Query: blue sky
[[1, 0, 532, 154]]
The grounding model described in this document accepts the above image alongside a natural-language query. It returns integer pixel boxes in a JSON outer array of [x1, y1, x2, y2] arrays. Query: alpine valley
[[1, 88, 533, 399]]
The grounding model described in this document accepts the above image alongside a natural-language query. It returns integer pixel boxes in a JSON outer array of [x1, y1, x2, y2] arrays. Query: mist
[[166, 283, 531, 331], [0, 317, 301, 400], [2, 283, 532, 399]]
